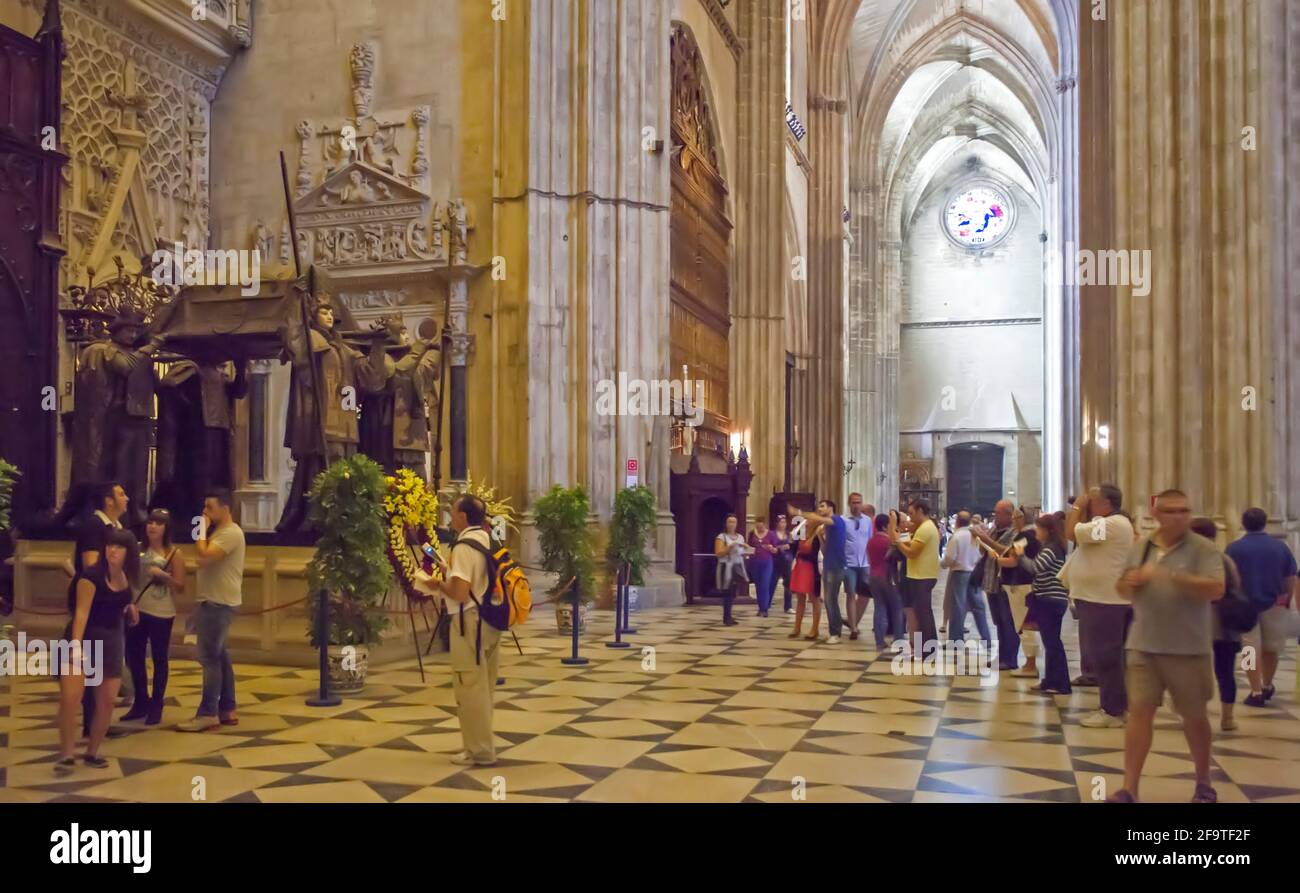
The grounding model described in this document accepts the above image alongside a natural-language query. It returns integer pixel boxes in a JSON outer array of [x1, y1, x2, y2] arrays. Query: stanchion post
[[606, 563, 630, 649], [560, 577, 589, 666], [620, 560, 637, 635], [306, 589, 341, 707]]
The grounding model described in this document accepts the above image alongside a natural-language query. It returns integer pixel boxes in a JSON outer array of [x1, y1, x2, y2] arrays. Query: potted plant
[[306, 455, 392, 694], [533, 484, 596, 634], [607, 485, 655, 614]]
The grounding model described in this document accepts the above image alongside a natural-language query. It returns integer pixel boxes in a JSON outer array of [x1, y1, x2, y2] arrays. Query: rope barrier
[[8, 594, 310, 620]]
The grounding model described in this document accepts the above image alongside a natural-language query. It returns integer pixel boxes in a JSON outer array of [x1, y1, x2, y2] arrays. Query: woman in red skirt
[[789, 526, 824, 640]]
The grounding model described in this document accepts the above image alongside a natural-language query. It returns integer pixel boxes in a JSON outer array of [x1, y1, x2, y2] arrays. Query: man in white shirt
[[1065, 484, 1135, 728], [416, 495, 499, 766], [179, 487, 246, 732], [943, 511, 990, 645]]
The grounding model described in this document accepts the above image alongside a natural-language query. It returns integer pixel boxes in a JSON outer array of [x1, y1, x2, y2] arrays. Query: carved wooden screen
[[0, 6, 64, 522], [670, 24, 732, 451]]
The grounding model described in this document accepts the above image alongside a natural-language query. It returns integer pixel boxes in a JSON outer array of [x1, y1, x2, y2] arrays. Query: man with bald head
[[970, 500, 1032, 670]]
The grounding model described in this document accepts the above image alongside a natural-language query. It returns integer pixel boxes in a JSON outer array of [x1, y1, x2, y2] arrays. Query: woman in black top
[[56, 528, 140, 774], [1019, 514, 1071, 694]]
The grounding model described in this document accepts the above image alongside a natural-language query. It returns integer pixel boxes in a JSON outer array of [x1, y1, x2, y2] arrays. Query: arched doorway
[[669, 23, 731, 457], [946, 442, 1005, 517]]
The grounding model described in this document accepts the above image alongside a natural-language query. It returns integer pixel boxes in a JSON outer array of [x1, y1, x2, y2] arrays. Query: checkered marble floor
[[3, 595, 1299, 803]]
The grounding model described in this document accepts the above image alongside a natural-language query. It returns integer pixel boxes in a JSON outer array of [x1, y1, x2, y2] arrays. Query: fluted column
[[1267, 0, 1300, 548], [732, 0, 787, 509], [843, 180, 873, 503], [805, 96, 847, 500], [516, 0, 675, 575], [1077, 5, 1116, 490], [1106, 0, 1279, 534]]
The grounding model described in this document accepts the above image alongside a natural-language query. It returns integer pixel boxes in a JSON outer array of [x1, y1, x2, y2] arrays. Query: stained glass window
[[943, 183, 1014, 249]]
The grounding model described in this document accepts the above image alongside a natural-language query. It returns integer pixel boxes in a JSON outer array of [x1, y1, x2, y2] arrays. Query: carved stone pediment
[[296, 161, 428, 224]]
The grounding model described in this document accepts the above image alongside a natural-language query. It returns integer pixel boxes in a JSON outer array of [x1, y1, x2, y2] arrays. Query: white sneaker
[[176, 715, 220, 733], [785, 608, 795, 615], [1080, 709, 1125, 729], [451, 751, 496, 767], [825, 635, 841, 645]]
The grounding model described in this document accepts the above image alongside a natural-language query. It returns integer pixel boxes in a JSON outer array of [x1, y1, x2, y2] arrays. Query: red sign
[[627, 459, 639, 474]]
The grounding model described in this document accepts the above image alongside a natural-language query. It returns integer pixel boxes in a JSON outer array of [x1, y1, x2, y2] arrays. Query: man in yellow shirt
[[889, 499, 940, 655]]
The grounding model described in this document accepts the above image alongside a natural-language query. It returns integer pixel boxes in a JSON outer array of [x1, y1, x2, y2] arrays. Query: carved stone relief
[[289, 43, 477, 284]]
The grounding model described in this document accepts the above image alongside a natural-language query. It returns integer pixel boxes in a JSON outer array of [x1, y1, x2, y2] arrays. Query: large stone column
[[731, 0, 788, 510], [1077, 4, 1117, 492], [516, 0, 680, 601], [1100, 0, 1291, 535], [1267, 0, 1300, 550], [804, 94, 847, 501]]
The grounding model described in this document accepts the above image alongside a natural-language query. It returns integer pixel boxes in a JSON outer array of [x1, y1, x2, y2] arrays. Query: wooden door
[[0, 3, 66, 523]]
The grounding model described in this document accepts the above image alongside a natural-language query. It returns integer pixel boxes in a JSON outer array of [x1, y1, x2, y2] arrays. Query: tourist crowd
[[713, 485, 1299, 803], [51, 481, 245, 774]]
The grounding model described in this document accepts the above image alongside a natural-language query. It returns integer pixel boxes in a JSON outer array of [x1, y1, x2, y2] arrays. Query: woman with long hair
[[123, 509, 185, 725], [1190, 516, 1245, 731], [1020, 513, 1071, 693], [772, 515, 794, 614], [714, 514, 750, 626], [747, 518, 778, 617], [788, 525, 824, 640], [55, 528, 140, 774]]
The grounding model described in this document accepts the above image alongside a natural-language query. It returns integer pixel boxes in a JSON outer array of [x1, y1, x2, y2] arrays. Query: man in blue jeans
[[179, 488, 246, 732], [792, 500, 848, 644], [841, 494, 874, 640], [943, 512, 991, 646]]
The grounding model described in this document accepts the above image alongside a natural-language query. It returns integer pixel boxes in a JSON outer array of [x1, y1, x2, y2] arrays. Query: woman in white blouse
[[714, 514, 752, 627]]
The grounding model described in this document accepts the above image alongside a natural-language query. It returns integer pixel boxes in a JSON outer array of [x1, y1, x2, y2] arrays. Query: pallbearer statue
[[357, 315, 440, 476], [276, 298, 365, 533], [70, 308, 165, 527], [154, 348, 249, 528]]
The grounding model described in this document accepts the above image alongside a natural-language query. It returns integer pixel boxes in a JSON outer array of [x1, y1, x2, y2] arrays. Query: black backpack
[[1217, 555, 1259, 634]]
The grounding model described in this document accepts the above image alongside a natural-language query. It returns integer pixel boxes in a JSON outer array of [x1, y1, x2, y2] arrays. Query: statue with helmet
[[357, 314, 440, 476]]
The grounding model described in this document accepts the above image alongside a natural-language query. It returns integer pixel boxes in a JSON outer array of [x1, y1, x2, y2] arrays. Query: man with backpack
[[1225, 507, 1298, 708], [416, 495, 505, 767]]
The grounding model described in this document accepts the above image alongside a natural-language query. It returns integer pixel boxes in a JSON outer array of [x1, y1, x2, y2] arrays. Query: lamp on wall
[[1096, 424, 1111, 451]]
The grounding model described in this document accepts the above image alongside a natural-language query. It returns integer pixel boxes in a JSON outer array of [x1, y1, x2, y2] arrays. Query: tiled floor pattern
[[3, 593, 1299, 803]]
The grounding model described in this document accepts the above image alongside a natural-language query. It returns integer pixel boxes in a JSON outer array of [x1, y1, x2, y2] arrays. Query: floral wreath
[[383, 469, 444, 602], [451, 473, 518, 546], [382, 470, 519, 602]]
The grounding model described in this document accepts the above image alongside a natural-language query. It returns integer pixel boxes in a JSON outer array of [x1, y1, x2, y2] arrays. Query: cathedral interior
[[0, 0, 1298, 812]]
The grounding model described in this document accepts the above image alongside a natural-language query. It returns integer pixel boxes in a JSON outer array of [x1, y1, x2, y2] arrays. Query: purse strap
[[134, 548, 179, 605]]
